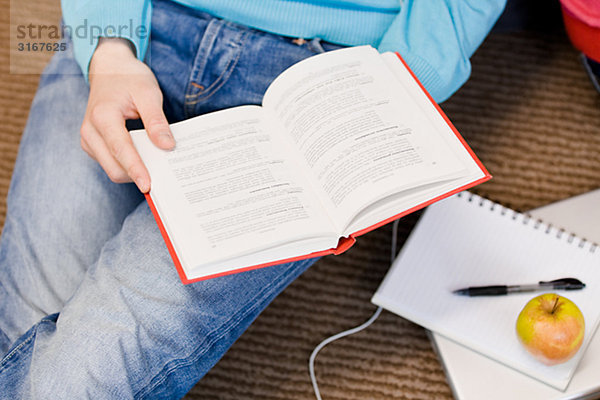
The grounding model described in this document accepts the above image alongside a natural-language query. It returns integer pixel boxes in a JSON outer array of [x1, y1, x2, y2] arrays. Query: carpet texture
[[1, 1, 599, 398]]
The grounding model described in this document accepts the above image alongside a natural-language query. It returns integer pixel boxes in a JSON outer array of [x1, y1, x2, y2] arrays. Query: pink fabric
[[560, 0, 600, 27]]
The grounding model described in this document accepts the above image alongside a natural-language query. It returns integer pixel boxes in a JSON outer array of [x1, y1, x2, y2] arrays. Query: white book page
[[372, 193, 600, 390], [131, 106, 337, 273], [380, 52, 481, 168], [342, 52, 488, 234], [262, 45, 467, 232], [186, 236, 333, 280]]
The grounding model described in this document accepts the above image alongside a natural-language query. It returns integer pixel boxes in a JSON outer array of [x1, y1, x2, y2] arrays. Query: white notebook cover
[[431, 189, 600, 399], [371, 191, 600, 391]]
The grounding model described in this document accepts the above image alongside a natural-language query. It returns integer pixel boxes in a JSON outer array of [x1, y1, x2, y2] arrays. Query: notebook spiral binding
[[457, 192, 598, 254]]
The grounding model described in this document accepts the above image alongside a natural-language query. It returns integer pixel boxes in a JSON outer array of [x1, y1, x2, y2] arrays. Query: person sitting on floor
[[0, 1, 506, 398]]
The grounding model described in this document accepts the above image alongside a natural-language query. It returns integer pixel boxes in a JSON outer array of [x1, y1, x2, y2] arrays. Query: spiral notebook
[[371, 192, 600, 391]]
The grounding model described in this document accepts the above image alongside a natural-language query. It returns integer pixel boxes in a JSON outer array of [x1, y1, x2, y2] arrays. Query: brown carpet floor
[[2, 1, 600, 398]]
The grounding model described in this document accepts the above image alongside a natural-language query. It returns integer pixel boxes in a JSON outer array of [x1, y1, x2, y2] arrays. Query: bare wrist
[[90, 38, 137, 77]]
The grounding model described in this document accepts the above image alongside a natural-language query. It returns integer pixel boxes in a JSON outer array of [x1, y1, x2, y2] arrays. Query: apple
[[516, 293, 585, 365]]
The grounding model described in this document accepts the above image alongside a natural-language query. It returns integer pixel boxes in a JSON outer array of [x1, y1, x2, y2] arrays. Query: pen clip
[[538, 277, 586, 290]]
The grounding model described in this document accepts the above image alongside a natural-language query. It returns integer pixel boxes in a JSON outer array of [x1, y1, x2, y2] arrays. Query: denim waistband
[[151, 0, 343, 51]]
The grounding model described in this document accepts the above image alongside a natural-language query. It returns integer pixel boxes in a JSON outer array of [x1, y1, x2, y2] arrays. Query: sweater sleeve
[[378, 0, 506, 102], [60, 0, 152, 81]]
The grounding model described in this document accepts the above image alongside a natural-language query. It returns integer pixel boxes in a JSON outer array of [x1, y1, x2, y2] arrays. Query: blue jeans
[[0, 2, 340, 398]]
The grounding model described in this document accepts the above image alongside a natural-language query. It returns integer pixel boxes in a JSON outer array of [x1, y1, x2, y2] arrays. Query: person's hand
[[81, 37, 175, 193]]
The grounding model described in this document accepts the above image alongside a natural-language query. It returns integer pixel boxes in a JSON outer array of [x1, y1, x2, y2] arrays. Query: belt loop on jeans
[[306, 38, 326, 54]]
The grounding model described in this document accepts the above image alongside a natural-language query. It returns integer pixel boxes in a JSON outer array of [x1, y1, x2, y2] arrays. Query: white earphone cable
[[309, 219, 400, 399]]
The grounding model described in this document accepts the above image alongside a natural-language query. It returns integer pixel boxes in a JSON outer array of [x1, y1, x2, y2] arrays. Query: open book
[[131, 45, 490, 283]]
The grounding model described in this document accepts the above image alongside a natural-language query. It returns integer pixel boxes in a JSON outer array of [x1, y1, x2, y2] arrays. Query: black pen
[[452, 278, 586, 297]]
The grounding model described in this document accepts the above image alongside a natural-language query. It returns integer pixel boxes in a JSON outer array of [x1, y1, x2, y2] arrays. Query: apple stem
[[551, 296, 560, 314]]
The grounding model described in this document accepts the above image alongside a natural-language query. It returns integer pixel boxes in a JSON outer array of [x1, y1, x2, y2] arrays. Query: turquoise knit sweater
[[61, 0, 506, 102]]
